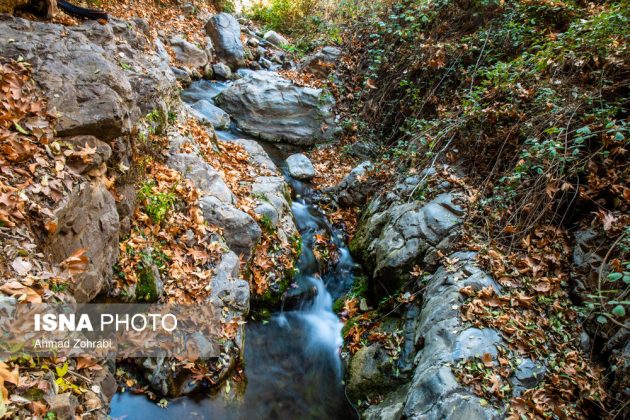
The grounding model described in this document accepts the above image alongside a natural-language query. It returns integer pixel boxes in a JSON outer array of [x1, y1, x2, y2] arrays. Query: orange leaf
[[0, 281, 42, 303], [59, 248, 89, 275], [482, 353, 494, 368]]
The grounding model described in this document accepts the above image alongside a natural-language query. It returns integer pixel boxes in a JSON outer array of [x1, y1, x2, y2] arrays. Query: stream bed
[[109, 78, 356, 419]]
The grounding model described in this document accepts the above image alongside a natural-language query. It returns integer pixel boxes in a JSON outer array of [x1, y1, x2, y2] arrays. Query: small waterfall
[[110, 78, 356, 420]]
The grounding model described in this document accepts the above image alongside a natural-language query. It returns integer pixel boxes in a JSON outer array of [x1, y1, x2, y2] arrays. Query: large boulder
[[44, 181, 120, 302], [204, 13, 245, 68], [347, 343, 401, 399], [402, 253, 503, 419], [215, 71, 337, 145], [169, 36, 209, 69], [299, 46, 341, 77], [350, 193, 464, 298], [0, 16, 177, 141]]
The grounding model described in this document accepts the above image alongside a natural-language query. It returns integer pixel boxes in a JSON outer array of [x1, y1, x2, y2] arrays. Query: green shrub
[[138, 181, 176, 223]]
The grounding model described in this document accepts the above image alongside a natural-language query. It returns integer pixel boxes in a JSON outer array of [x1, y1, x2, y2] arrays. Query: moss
[[135, 267, 160, 302], [259, 214, 276, 234], [332, 296, 345, 313]]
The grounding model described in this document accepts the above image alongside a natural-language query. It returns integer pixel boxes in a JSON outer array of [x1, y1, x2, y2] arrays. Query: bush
[[247, 0, 341, 51]]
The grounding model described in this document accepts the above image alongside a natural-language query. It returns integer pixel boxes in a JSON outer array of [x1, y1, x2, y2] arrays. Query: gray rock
[[212, 62, 232, 80], [200, 196, 261, 259], [45, 181, 119, 302], [46, 392, 78, 420], [403, 253, 503, 418], [170, 36, 209, 69], [259, 57, 273, 69], [351, 193, 464, 297], [452, 328, 502, 361], [0, 16, 177, 141], [167, 152, 235, 204], [171, 66, 192, 84], [285, 153, 316, 180], [511, 358, 546, 396], [61, 135, 112, 175], [364, 384, 409, 420], [229, 138, 278, 171], [250, 175, 297, 243], [331, 161, 375, 207], [216, 71, 336, 145], [404, 365, 460, 415], [208, 250, 250, 313], [263, 30, 288, 46], [204, 13, 245, 68], [247, 37, 259, 47], [299, 46, 341, 77], [189, 99, 230, 129], [347, 343, 399, 399]]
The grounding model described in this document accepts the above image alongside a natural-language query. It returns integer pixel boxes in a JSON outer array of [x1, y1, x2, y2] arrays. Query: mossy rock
[[135, 265, 163, 302]]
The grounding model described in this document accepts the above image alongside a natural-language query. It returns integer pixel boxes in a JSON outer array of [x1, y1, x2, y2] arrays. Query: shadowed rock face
[[215, 71, 337, 146]]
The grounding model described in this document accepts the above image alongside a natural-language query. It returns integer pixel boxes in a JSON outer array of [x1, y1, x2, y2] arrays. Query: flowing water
[[109, 78, 356, 419]]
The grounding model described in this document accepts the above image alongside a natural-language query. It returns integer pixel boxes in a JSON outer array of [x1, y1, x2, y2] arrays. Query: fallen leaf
[[0, 281, 42, 303], [11, 257, 32, 276]]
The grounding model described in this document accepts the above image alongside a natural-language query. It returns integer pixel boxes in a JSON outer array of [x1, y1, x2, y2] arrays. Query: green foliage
[[584, 228, 630, 326], [138, 181, 176, 223], [247, 0, 341, 52], [213, 0, 235, 13], [259, 214, 276, 233], [345, 0, 628, 236], [136, 267, 161, 302], [249, 0, 317, 33]]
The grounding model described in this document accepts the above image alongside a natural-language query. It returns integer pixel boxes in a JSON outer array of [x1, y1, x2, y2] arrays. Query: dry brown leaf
[[59, 248, 89, 275], [0, 281, 42, 303]]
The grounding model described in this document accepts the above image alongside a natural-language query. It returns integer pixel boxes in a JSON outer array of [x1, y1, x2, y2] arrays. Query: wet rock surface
[[188, 99, 231, 129]]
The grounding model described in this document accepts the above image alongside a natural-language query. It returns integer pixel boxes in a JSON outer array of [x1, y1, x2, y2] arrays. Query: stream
[[109, 76, 357, 419]]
